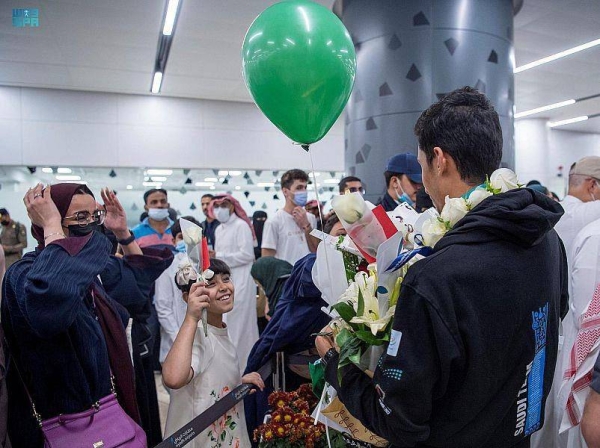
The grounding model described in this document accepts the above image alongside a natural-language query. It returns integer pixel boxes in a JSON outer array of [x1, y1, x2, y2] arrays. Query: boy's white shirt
[[164, 323, 251, 447]]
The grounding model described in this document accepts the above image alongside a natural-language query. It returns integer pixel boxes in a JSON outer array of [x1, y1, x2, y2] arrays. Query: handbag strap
[[3, 288, 117, 427], [4, 335, 117, 427], [3, 335, 43, 426]]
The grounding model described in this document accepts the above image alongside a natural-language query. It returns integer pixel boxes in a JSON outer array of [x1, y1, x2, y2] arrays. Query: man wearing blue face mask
[[262, 169, 318, 266], [130, 187, 174, 443], [378, 153, 423, 212], [131, 188, 175, 249]]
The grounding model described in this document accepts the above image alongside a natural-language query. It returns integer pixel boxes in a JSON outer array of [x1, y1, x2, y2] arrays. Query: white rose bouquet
[[331, 192, 388, 260], [421, 168, 522, 248]]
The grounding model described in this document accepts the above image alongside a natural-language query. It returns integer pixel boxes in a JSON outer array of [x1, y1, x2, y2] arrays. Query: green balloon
[[242, 0, 356, 146]]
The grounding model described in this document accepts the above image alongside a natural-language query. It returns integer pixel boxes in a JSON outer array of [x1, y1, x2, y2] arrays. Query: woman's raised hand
[[101, 187, 128, 238], [23, 184, 61, 230]]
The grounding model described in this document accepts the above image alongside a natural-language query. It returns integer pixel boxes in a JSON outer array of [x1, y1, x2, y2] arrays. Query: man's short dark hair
[[323, 214, 341, 235], [0, 208, 9, 216], [384, 171, 402, 188], [414, 86, 502, 184], [281, 169, 309, 190], [171, 216, 201, 237], [201, 194, 214, 201], [143, 188, 168, 204], [338, 176, 361, 194]]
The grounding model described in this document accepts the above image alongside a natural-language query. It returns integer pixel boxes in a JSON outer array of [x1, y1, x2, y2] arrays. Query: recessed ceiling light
[[41, 167, 53, 173], [257, 182, 275, 187], [309, 172, 321, 177], [235, 186, 241, 190], [151, 72, 163, 94], [218, 170, 229, 176], [209, 186, 216, 190], [151, 176, 167, 182], [229, 171, 242, 176], [56, 175, 81, 181], [515, 99, 576, 119], [143, 181, 163, 187], [126, 185, 133, 190], [515, 38, 600, 73], [323, 178, 341, 184], [57, 167, 72, 174], [548, 116, 589, 128], [204, 177, 218, 182], [195, 182, 215, 187], [162, 0, 181, 36], [146, 169, 172, 176]]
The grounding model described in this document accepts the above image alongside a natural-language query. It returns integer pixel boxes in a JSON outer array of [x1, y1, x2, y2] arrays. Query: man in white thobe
[[210, 195, 258, 375], [534, 156, 600, 448]]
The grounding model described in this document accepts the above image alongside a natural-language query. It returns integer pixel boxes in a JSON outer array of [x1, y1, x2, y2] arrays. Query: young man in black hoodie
[[317, 87, 568, 448]]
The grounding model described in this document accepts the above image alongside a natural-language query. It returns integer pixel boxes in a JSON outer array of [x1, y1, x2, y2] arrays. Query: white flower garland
[[422, 168, 522, 247]]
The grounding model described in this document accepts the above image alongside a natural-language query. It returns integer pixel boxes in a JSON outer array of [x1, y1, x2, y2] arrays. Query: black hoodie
[[325, 189, 568, 448]]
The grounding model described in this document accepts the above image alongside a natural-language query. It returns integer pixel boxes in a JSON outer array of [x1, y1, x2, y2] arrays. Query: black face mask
[[67, 223, 99, 237], [1, 220, 9, 226]]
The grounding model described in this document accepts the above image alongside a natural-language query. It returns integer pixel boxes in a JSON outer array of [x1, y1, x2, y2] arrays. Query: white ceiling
[[1, 0, 600, 131]]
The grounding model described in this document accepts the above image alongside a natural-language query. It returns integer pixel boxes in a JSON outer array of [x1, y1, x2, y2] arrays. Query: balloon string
[[308, 147, 334, 314], [308, 146, 326, 238]]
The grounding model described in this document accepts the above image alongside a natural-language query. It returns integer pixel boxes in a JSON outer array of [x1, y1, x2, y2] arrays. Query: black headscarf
[[252, 211, 268, 259]]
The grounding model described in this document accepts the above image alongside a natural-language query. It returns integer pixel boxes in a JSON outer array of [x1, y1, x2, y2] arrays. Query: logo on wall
[[13, 9, 39, 27]]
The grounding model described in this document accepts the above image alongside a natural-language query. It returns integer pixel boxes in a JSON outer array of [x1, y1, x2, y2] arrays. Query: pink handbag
[[39, 392, 146, 448]]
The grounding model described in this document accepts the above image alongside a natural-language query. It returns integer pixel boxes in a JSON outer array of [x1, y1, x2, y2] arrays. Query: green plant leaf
[[355, 330, 385, 346], [357, 288, 364, 316], [348, 349, 362, 365], [337, 331, 364, 384], [335, 328, 353, 347], [331, 301, 356, 322], [341, 251, 360, 284]]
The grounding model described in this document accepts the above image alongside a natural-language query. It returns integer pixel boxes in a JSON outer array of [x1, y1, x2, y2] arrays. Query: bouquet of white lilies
[[326, 193, 430, 379]]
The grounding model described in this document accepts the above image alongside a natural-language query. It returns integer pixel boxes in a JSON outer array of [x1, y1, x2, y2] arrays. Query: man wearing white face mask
[[209, 195, 258, 374], [261, 169, 318, 266], [131, 188, 174, 249]]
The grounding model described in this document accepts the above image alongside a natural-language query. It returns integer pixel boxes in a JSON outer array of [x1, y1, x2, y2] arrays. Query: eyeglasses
[[62, 209, 106, 227], [345, 187, 365, 194]]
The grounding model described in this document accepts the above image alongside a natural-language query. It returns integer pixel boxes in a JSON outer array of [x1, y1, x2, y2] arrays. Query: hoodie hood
[[435, 188, 564, 250]]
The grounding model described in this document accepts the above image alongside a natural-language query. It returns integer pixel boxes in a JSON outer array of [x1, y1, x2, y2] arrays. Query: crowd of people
[[1, 87, 600, 448]]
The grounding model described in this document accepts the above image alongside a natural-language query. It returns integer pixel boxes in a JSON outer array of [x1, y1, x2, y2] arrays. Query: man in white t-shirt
[[261, 169, 318, 266]]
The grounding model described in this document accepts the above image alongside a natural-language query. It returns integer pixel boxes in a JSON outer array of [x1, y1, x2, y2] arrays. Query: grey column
[[334, 0, 517, 203]]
